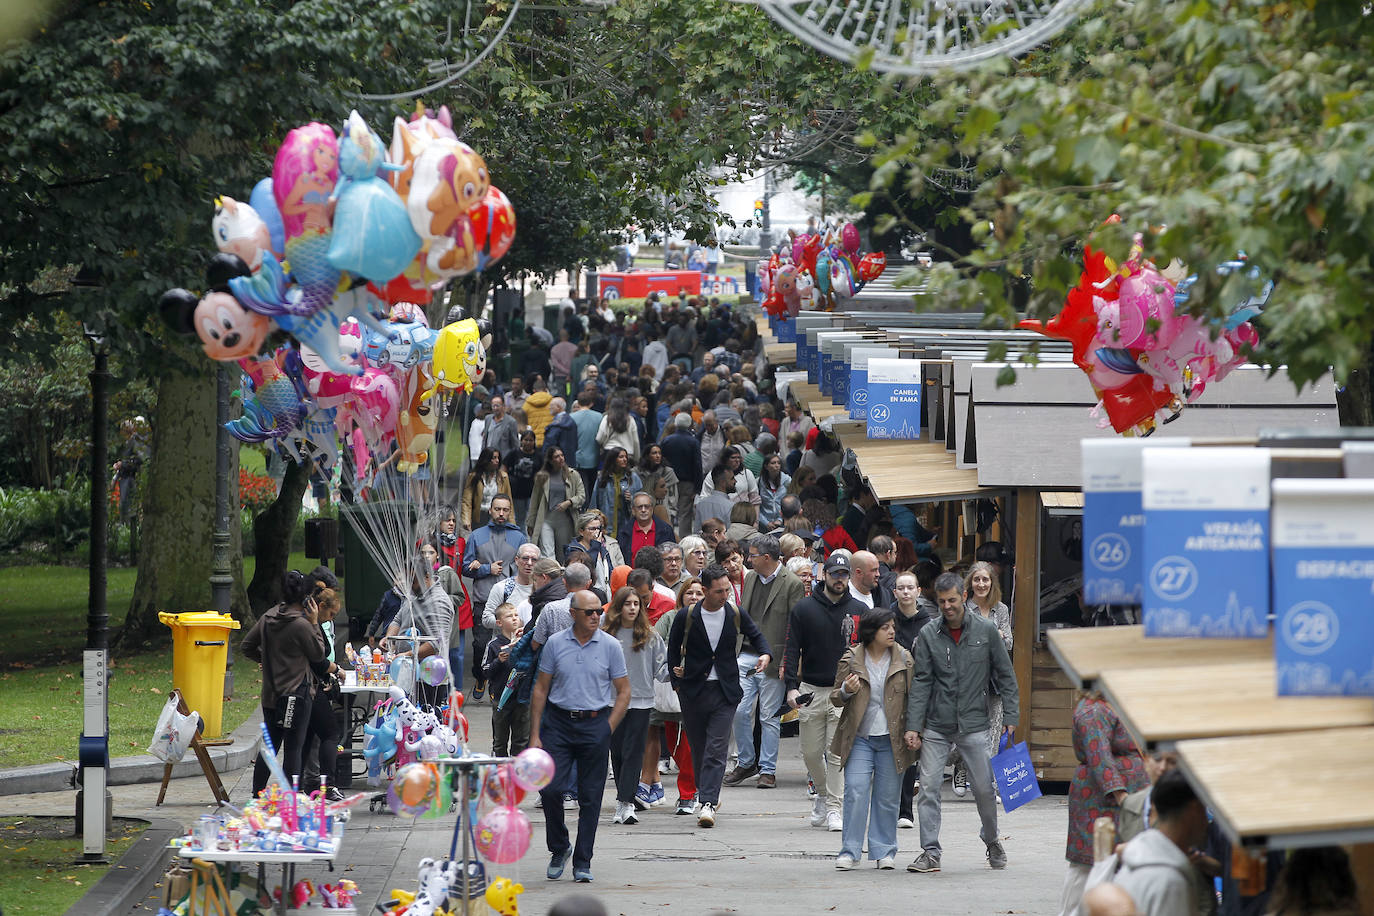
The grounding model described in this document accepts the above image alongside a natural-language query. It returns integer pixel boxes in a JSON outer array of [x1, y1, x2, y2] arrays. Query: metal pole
[[459, 765, 471, 915], [78, 328, 110, 861], [759, 170, 774, 259], [211, 364, 234, 700]]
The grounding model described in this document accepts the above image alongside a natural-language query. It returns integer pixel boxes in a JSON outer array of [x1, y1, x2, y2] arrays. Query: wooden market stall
[[766, 306, 1341, 784]]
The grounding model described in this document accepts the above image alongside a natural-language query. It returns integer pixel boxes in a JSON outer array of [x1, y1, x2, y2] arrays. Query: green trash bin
[[338, 501, 418, 634], [542, 303, 560, 334]]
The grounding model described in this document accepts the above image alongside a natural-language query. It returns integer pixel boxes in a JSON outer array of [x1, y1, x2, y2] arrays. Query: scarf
[[438, 530, 457, 547]]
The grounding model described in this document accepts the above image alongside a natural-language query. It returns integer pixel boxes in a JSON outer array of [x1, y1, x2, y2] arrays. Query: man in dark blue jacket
[[660, 412, 702, 539], [666, 564, 770, 829], [543, 397, 579, 465]]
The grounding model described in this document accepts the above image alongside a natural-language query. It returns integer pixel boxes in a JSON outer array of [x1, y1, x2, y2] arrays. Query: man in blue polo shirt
[[530, 589, 631, 884]]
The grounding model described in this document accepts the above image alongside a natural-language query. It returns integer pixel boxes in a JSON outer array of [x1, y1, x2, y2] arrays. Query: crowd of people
[[241, 295, 1368, 916], [342, 294, 1032, 884], [241, 294, 1369, 914]]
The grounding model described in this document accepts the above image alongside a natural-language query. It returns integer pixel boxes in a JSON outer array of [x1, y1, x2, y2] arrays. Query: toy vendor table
[[339, 671, 391, 788], [179, 830, 342, 916], [1045, 625, 1275, 690], [1099, 659, 1374, 751]]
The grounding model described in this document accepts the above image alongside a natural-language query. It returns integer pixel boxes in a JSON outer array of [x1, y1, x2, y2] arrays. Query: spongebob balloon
[[484, 876, 523, 916], [421, 317, 490, 402]]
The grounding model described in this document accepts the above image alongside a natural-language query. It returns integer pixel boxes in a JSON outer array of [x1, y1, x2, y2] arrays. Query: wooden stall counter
[[1176, 726, 1374, 849], [1100, 659, 1374, 751], [1046, 625, 1274, 689]]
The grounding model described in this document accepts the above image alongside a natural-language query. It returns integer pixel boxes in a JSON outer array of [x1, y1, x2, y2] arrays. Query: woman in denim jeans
[[828, 609, 916, 871]]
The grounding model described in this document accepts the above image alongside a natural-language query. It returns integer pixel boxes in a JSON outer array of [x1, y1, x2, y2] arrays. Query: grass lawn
[[0, 816, 144, 915], [0, 552, 312, 769]]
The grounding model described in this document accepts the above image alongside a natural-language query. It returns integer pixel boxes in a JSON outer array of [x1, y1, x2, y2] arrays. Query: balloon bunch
[[759, 221, 887, 317], [1021, 230, 1263, 436], [380, 748, 552, 916], [161, 103, 510, 502]]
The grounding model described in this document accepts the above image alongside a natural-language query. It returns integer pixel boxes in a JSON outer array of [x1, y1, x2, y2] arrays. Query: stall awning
[[1176, 727, 1374, 848], [1045, 626, 1274, 689]]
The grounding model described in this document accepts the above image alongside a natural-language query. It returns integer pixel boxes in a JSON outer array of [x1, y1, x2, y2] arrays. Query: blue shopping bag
[[989, 732, 1042, 812]]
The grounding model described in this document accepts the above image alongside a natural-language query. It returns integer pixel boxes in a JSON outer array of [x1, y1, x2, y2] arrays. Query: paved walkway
[[5, 707, 1072, 915]]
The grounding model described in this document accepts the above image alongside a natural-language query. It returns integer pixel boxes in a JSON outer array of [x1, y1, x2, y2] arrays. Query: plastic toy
[[484, 876, 524, 916]]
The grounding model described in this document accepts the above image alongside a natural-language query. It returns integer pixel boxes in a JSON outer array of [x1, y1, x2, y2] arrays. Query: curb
[[74, 816, 183, 916], [0, 711, 264, 797]]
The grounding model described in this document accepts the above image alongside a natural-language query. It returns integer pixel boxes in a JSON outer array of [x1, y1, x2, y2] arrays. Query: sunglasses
[[576, 606, 602, 615]]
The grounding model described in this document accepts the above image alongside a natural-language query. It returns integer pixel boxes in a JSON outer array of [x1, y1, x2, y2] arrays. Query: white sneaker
[[826, 811, 842, 832], [623, 802, 638, 826], [897, 817, 915, 829], [697, 803, 716, 828], [612, 802, 626, 824], [658, 758, 672, 775], [809, 796, 828, 828], [834, 854, 857, 870], [877, 856, 896, 870]]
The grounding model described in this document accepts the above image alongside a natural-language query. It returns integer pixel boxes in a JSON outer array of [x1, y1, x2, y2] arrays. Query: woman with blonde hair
[[952, 559, 1014, 796], [787, 465, 817, 497]]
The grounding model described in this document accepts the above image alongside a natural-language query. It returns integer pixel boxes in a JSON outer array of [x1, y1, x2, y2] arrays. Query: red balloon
[[1100, 376, 1176, 434], [762, 291, 786, 318], [470, 185, 516, 268], [1019, 246, 1117, 373], [801, 234, 822, 280], [858, 251, 887, 283]]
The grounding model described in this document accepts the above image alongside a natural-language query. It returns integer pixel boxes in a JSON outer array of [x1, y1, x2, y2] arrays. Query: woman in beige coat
[[830, 608, 915, 871], [527, 446, 585, 559]]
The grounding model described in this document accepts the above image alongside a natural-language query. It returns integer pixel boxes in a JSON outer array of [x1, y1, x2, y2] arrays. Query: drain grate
[[768, 852, 839, 861], [626, 853, 732, 862]]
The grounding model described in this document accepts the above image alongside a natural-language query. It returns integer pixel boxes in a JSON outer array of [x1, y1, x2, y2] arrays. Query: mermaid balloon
[[273, 123, 343, 316]]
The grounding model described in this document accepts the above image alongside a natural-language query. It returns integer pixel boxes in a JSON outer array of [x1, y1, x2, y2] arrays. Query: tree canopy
[[865, 0, 1374, 398]]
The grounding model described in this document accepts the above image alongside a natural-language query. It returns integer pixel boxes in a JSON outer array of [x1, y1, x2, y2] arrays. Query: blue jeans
[[916, 727, 999, 857], [447, 631, 466, 695], [732, 662, 784, 774], [841, 735, 900, 862]]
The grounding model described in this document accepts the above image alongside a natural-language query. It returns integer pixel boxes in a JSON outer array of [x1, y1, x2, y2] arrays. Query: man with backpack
[[666, 563, 772, 829]]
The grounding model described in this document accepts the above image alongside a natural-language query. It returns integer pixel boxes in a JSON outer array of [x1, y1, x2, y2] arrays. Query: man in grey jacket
[[903, 571, 1019, 874]]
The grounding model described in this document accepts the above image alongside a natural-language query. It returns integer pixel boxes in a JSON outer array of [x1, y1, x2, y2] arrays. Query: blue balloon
[[249, 177, 285, 257], [326, 111, 422, 283]]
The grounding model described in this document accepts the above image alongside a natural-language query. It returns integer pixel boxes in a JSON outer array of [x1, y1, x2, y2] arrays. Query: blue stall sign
[[1272, 479, 1374, 696], [866, 358, 923, 440], [1082, 439, 1189, 605], [1141, 447, 1270, 638]]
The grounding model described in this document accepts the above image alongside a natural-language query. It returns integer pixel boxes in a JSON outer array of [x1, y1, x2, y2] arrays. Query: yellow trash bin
[[159, 611, 241, 739]]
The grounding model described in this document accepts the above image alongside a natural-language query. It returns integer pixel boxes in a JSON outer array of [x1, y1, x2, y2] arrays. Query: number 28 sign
[[1272, 479, 1374, 696]]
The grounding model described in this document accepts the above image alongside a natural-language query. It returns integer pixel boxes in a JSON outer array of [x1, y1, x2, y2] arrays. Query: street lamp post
[[77, 313, 111, 862], [211, 364, 234, 701]]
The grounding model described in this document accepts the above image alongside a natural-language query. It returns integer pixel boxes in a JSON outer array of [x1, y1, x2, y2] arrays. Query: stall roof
[[1045, 626, 1274, 689], [763, 342, 796, 365], [1176, 727, 1374, 848], [1100, 659, 1374, 751]]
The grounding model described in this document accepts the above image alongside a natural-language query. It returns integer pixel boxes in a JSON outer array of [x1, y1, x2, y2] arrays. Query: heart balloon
[[858, 251, 886, 283]]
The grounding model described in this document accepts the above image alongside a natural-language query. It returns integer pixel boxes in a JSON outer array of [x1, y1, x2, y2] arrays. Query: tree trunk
[[246, 458, 311, 615], [117, 356, 248, 649]]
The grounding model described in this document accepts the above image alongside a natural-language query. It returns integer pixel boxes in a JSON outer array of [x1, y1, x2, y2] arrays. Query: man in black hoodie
[[781, 553, 867, 833]]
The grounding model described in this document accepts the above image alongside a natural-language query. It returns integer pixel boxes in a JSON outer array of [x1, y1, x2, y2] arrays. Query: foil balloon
[[212, 196, 273, 274], [273, 122, 342, 316], [248, 177, 285, 257], [328, 110, 422, 283], [470, 185, 517, 271], [840, 221, 861, 255], [188, 290, 272, 361], [419, 655, 448, 687], [858, 251, 886, 283], [421, 318, 488, 401]]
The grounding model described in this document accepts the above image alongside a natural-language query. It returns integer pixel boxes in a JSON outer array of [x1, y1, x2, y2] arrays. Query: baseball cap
[[823, 554, 851, 575], [532, 558, 564, 578]]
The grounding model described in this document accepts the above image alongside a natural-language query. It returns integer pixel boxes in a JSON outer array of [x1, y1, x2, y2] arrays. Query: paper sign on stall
[[1272, 479, 1374, 696], [866, 358, 923, 440], [847, 346, 900, 420], [1141, 448, 1270, 638], [1082, 439, 1189, 605]]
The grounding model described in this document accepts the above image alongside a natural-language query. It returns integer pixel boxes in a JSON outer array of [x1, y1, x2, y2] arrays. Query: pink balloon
[[841, 222, 861, 255], [347, 369, 400, 441], [790, 234, 805, 266], [512, 747, 555, 791], [474, 806, 531, 864], [1094, 294, 1147, 350]]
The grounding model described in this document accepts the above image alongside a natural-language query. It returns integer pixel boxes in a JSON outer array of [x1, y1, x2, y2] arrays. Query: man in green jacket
[[903, 571, 1019, 875]]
